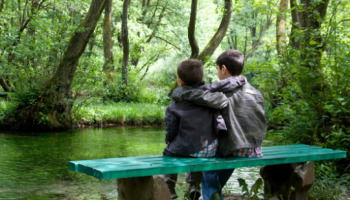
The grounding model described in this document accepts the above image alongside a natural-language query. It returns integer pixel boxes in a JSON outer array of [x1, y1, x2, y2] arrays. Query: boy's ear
[[222, 65, 228, 73], [177, 78, 184, 86]]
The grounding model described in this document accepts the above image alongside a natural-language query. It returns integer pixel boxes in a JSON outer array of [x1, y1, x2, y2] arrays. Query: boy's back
[[164, 86, 222, 157], [214, 81, 266, 156]]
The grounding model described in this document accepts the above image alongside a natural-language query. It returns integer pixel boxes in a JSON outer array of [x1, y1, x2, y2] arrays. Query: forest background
[[0, 0, 349, 199]]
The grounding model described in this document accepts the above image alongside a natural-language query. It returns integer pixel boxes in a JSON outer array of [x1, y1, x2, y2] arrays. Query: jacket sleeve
[[181, 89, 229, 110], [164, 105, 179, 144]]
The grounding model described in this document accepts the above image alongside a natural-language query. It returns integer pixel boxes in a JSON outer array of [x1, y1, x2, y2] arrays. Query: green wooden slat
[[68, 144, 319, 171], [69, 145, 347, 180], [69, 146, 345, 175], [69, 148, 342, 175], [68, 145, 324, 171]]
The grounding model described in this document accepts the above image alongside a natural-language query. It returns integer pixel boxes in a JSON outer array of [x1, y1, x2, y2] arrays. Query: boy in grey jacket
[[163, 59, 244, 199], [172, 50, 267, 200]]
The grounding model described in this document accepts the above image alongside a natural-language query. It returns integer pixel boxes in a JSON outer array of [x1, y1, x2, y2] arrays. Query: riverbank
[[73, 102, 165, 128], [0, 100, 166, 129]]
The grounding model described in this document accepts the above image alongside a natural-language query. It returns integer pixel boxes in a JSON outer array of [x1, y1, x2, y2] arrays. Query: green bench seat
[[69, 144, 346, 180]]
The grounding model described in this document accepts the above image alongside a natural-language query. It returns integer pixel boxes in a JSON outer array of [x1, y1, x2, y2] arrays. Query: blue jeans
[[201, 169, 235, 200]]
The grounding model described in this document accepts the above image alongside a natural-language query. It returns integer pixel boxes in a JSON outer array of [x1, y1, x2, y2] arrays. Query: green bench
[[69, 144, 346, 200]]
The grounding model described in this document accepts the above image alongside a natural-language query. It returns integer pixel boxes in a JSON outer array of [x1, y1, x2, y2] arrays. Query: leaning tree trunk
[[188, 0, 199, 58], [197, 0, 232, 62], [103, 0, 114, 83], [276, 0, 288, 55], [187, 0, 232, 62], [7, 0, 107, 131], [121, 0, 130, 86]]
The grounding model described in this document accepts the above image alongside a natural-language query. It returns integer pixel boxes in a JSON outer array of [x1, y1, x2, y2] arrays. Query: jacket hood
[[170, 84, 203, 101]]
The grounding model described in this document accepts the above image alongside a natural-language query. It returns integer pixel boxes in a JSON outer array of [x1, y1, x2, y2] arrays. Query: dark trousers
[[164, 172, 202, 195]]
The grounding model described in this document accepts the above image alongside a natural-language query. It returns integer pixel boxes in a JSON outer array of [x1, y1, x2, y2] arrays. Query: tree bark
[[276, 0, 288, 55], [289, 0, 301, 48], [245, 16, 272, 60], [250, 11, 257, 48], [121, 0, 130, 86], [188, 0, 199, 58], [8, 0, 107, 130], [197, 0, 232, 62], [0, 0, 4, 13], [103, 0, 114, 78], [290, 0, 329, 71], [288, 0, 330, 143], [0, 77, 11, 92]]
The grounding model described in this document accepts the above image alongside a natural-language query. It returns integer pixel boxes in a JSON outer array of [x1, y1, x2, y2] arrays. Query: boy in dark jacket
[[171, 50, 267, 200], [163, 59, 244, 199]]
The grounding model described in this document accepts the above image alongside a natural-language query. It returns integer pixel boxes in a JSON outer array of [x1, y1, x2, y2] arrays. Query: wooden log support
[[117, 175, 171, 200], [260, 162, 315, 200]]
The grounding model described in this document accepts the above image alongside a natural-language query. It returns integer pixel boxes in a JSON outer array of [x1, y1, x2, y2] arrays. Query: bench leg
[[117, 175, 171, 200], [260, 162, 315, 200]]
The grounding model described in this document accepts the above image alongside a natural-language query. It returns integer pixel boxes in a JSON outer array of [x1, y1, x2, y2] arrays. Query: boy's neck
[[220, 74, 239, 80]]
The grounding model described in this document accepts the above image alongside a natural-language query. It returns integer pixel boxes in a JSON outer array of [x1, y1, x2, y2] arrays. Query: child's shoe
[[188, 184, 201, 200]]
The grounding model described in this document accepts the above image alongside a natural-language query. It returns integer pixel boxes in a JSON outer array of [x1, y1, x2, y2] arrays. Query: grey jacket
[[172, 76, 267, 157], [163, 85, 228, 157]]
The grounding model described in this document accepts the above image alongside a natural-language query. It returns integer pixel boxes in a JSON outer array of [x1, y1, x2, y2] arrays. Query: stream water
[[0, 127, 261, 199]]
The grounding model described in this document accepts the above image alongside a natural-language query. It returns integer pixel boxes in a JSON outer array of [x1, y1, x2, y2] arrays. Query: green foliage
[[0, 100, 16, 123], [237, 178, 263, 200], [309, 163, 350, 200], [104, 80, 142, 103]]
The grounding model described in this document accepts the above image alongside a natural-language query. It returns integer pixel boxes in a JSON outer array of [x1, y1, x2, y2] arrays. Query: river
[[0, 127, 261, 199]]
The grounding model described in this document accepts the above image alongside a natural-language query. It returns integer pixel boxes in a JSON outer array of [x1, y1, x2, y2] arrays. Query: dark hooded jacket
[[163, 83, 228, 157], [172, 76, 266, 157]]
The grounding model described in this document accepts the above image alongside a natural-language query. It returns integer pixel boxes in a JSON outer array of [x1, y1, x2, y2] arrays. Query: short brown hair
[[177, 59, 203, 86], [216, 49, 244, 75]]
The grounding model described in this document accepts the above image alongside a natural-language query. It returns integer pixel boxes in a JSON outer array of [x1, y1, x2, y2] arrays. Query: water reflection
[[0, 128, 165, 199], [0, 128, 261, 199]]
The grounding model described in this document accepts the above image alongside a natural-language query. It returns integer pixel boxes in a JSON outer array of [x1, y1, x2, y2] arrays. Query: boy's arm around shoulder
[[173, 89, 229, 110], [171, 76, 246, 109]]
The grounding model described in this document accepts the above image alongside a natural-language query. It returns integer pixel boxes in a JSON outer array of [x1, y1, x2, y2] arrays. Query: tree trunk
[[289, 0, 330, 143], [245, 16, 272, 60], [121, 0, 130, 86], [141, 0, 151, 17], [188, 0, 199, 58], [0, 77, 11, 92], [243, 28, 248, 56], [0, 0, 4, 13], [197, 0, 232, 62], [276, 0, 288, 55], [250, 11, 257, 48], [7, 0, 107, 130], [103, 0, 114, 80], [289, 0, 301, 48]]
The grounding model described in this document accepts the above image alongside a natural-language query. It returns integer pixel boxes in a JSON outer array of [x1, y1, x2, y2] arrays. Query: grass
[[73, 102, 166, 127]]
